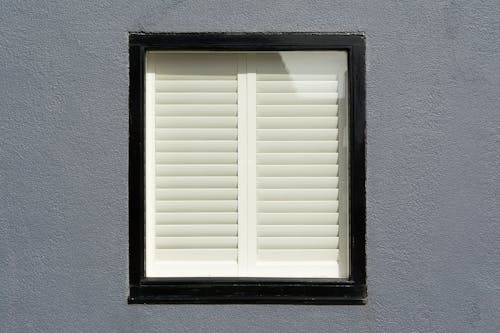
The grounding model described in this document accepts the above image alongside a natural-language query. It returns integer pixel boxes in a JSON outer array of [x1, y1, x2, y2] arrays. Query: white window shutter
[[146, 53, 240, 277], [250, 52, 349, 278], [145, 51, 349, 278]]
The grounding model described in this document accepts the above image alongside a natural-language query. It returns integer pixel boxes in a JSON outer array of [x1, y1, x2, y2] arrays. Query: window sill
[[129, 278, 366, 304]]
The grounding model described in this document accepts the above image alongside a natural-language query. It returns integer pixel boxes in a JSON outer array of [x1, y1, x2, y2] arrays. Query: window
[[129, 33, 366, 304]]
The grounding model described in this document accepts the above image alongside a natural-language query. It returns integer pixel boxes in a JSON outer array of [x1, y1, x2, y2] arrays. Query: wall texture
[[1, 1, 499, 332]]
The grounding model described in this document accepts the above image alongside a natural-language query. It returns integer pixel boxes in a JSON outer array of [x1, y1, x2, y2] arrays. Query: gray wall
[[1, 1, 499, 332]]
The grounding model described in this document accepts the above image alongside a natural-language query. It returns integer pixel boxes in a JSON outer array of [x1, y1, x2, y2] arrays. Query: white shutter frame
[[145, 52, 156, 277], [145, 51, 349, 278]]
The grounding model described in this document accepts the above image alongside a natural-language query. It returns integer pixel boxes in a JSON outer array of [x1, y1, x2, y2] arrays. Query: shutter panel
[[252, 52, 348, 277], [145, 51, 349, 278], [146, 53, 240, 277]]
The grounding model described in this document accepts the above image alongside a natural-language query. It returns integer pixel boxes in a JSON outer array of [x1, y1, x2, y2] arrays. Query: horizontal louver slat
[[156, 237, 238, 249], [258, 225, 339, 237], [258, 201, 339, 213], [257, 141, 338, 152], [258, 249, 339, 261], [156, 116, 237, 128], [257, 165, 338, 177], [156, 104, 238, 116], [156, 141, 237, 152], [257, 177, 339, 189], [257, 81, 338, 93], [155, 249, 237, 261], [257, 129, 338, 141], [156, 128, 237, 140], [156, 200, 238, 212], [258, 189, 339, 200], [156, 176, 237, 188], [257, 105, 338, 117], [257, 153, 338, 165], [156, 212, 238, 224], [156, 74, 236, 81], [156, 188, 238, 200], [156, 80, 237, 92], [156, 165, 238, 176], [257, 93, 338, 105], [157, 225, 238, 237], [256, 74, 337, 81], [157, 92, 237, 104], [257, 213, 339, 225], [257, 117, 338, 129], [156, 152, 237, 164], [258, 237, 339, 249]]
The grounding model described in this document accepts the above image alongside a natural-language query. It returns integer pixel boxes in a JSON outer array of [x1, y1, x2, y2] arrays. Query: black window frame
[[129, 32, 366, 304]]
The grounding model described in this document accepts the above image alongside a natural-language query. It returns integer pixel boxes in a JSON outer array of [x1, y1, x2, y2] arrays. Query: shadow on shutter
[[252, 52, 348, 278]]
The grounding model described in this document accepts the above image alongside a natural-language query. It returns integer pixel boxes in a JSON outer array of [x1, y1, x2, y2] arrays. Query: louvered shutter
[[145, 53, 240, 277], [145, 51, 349, 278], [250, 52, 349, 277]]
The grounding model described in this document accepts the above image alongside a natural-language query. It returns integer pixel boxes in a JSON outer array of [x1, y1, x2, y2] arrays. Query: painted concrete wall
[[1, 1, 499, 332]]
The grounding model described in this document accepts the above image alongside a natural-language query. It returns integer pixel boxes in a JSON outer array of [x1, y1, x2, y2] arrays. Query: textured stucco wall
[[1, 1, 499, 332]]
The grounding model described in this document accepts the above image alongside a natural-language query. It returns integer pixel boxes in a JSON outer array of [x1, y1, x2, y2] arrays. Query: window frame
[[129, 32, 366, 304]]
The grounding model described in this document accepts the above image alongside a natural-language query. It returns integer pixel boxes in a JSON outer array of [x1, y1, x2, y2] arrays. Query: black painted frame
[[129, 33, 366, 304]]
